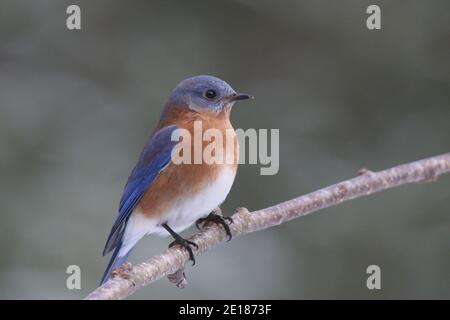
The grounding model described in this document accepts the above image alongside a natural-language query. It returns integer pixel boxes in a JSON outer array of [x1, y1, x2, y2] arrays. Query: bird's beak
[[229, 93, 254, 102]]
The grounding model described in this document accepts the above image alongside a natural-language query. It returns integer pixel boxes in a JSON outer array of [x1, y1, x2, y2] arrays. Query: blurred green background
[[0, 0, 449, 299]]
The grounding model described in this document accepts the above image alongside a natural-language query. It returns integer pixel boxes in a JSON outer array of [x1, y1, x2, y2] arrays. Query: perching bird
[[101, 75, 252, 284]]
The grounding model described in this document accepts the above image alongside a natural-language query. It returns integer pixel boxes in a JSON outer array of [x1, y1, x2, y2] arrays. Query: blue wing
[[102, 125, 178, 256]]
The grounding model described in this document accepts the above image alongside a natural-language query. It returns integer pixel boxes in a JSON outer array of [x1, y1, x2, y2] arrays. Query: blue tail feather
[[100, 242, 131, 285]]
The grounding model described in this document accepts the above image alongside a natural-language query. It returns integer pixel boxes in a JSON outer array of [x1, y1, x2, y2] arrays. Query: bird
[[101, 75, 252, 284]]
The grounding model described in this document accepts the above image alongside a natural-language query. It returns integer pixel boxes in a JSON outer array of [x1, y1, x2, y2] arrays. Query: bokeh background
[[0, 0, 449, 299]]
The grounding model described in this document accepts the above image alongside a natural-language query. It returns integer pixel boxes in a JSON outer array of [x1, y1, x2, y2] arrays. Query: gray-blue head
[[165, 75, 252, 114]]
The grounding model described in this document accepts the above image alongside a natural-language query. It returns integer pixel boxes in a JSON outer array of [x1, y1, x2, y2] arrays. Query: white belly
[[119, 166, 236, 256], [154, 166, 236, 236]]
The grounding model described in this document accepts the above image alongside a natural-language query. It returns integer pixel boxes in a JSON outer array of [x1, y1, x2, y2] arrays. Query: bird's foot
[[162, 223, 199, 265], [169, 237, 198, 265], [196, 209, 233, 241]]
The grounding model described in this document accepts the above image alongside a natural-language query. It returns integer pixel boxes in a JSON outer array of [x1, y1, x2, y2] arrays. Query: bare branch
[[85, 153, 450, 300]]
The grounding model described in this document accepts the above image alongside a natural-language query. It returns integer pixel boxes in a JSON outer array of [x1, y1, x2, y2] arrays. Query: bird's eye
[[204, 89, 217, 100]]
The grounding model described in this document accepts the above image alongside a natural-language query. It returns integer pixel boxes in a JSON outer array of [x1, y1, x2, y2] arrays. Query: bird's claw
[[196, 213, 233, 241], [169, 238, 198, 265]]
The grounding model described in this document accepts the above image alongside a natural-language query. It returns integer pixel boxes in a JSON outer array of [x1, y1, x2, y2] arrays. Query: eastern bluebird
[[101, 75, 252, 284]]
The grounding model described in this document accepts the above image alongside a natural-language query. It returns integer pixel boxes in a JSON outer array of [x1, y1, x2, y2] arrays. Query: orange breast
[[137, 107, 238, 220]]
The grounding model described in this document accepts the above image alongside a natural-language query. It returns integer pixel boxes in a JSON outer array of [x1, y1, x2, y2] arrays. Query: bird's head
[[165, 75, 252, 115]]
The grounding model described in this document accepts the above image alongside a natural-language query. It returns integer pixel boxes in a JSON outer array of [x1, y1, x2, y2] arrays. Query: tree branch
[[85, 153, 450, 300]]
